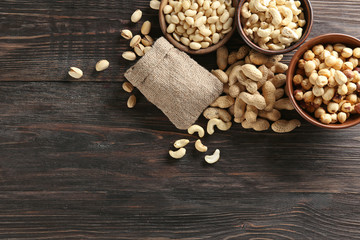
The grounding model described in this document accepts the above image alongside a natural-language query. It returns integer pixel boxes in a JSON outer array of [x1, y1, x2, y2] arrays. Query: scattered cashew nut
[[205, 149, 220, 164], [174, 139, 190, 148], [188, 125, 205, 138], [195, 139, 208, 153], [169, 148, 186, 159], [207, 118, 232, 135]]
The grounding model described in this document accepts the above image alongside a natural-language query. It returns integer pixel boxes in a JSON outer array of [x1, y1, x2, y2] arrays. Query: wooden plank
[[1, 0, 360, 81], [0, 82, 360, 239]]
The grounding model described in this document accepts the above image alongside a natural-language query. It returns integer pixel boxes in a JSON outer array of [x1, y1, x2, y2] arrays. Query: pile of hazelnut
[[293, 44, 360, 124]]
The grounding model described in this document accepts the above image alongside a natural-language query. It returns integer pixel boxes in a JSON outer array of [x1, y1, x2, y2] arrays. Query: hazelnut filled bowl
[[159, 0, 238, 55], [236, 0, 313, 55], [286, 33, 360, 129]]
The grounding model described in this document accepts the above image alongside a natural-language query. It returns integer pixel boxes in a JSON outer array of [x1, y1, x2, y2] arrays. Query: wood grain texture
[[1, 0, 360, 239]]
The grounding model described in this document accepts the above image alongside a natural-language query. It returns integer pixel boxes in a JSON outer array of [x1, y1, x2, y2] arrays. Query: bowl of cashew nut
[[236, 0, 313, 55], [286, 33, 360, 129]]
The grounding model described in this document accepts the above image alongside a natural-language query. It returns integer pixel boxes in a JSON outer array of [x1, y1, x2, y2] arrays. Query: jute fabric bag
[[125, 37, 223, 130]]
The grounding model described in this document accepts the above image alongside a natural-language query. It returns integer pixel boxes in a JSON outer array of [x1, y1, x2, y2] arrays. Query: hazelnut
[[341, 102, 352, 113], [327, 102, 339, 114], [341, 48, 353, 58], [332, 94, 345, 103], [320, 114, 332, 124], [299, 101, 307, 109], [294, 89, 304, 101], [315, 107, 326, 118], [293, 74, 303, 85], [338, 112, 347, 123], [355, 103, 360, 114], [313, 97, 323, 109], [330, 113, 338, 123], [304, 50, 315, 61], [343, 69, 355, 79], [354, 67, 360, 73], [306, 104, 316, 113]]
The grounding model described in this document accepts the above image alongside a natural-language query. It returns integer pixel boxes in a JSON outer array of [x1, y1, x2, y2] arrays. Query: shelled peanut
[[121, 10, 154, 61], [241, 0, 306, 50], [121, 12, 156, 108], [163, 0, 235, 50], [293, 44, 360, 124], [207, 45, 301, 133]]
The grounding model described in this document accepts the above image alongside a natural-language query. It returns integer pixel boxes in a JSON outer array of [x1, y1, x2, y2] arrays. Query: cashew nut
[[253, 0, 267, 12], [169, 148, 186, 159], [268, 43, 286, 50], [285, 0, 302, 15], [246, 14, 260, 27], [278, 36, 294, 45], [269, 8, 282, 26], [258, 36, 271, 49], [205, 149, 220, 164], [174, 139, 190, 148], [278, 6, 293, 26], [257, 27, 272, 38], [281, 27, 299, 40], [271, 119, 301, 133], [241, 2, 252, 18], [207, 118, 232, 135], [187, 125, 205, 138], [195, 139, 208, 153], [203, 107, 232, 122]]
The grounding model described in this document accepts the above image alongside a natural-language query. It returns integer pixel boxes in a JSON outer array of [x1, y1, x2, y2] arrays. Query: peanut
[[239, 92, 267, 110], [242, 118, 270, 131], [274, 98, 294, 110], [131, 9, 142, 23], [127, 95, 136, 108], [68, 67, 83, 79], [95, 60, 109, 72], [271, 119, 301, 133], [211, 96, 235, 108]]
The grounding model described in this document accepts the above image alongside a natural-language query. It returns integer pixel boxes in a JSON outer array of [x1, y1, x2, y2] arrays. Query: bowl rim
[[286, 33, 360, 129], [236, 0, 314, 55], [158, 0, 237, 55]]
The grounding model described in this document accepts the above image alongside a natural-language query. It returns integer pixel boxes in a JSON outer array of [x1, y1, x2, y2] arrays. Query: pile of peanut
[[169, 46, 301, 163], [293, 44, 360, 124], [208, 45, 301, 133], [241, 0, 305, 50], [163, 0, 235, 50]]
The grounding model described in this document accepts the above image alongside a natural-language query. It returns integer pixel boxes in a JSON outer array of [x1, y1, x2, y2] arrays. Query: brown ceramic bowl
[[159, 0, 238, 55], [236, 0, 313, 55], [286, 33, 360, 129]]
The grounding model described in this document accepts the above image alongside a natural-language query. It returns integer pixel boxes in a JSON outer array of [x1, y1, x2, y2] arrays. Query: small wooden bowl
[[159, 0, 238, 55], [286, 33, 360, 129], [236, 0, 313, 55]]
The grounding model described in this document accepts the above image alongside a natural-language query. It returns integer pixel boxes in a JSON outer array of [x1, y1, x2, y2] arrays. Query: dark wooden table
[[1, 0, 360, 239]]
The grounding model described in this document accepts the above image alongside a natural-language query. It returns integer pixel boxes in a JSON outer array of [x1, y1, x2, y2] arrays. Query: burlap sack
[[124, 37, 223, 130]]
